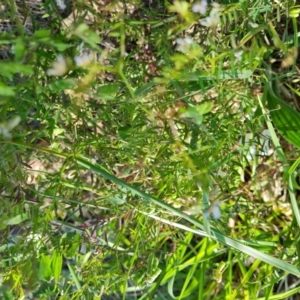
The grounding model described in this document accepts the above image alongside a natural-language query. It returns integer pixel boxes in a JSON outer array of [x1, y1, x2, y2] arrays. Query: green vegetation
[[1, 0, 300, 299]]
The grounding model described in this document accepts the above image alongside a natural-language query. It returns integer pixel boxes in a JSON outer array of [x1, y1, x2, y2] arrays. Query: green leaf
[[134, 81, 157, 97], [0, 244, 7, 252], [108, 196, 126, 205], [33, 30, 51, 39], [179, 69, 253, 81], [72, 23, 102, 50], [48, 79, 76, 92], [214, 69, 253, 80], [0, 63, 33, 77], [95, 84, 120, 100], [7, 141, 300, 277], [180, 106, 204, 125], [82, 252, 92, 265], [51, 249, 63, 282], [5, 214, 28, 225], [288, 157, 300, 229], [62, 232, 81, 259], [32, 30, 71, 50], [0, 83, 15, 96], [289, 6, 300, 17], [239, 24, 268, 46], [195, 102, 213, 115], [68, 264, 82, 290], [265, 82, 300, 148], [179, 102, 213, 125], [39, 254, 52, 281], [14, 38, 26, 62]]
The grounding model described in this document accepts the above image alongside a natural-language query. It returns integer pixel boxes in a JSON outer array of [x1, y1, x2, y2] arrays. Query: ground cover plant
[[1, 0, 300, 299]]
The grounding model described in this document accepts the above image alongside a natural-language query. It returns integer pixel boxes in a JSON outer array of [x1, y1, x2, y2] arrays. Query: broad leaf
[[51, 250, 63, 282], [265, 81, 300, 148]]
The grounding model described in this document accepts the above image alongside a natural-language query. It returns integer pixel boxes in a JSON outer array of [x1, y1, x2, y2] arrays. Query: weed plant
[[1, 0, 300, 299]]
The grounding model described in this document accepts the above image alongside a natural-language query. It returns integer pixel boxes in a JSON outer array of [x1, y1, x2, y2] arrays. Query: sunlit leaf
[[39, 254, 52, 281], [68, 264, 82, 290], [51, 250, 62, 282], [289, 6, 300, 18], [195, 102, 213, 115], [0, 83, 15, 96]]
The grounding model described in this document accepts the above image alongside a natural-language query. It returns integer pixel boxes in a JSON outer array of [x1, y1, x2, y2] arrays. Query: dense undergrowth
[[1, 0, 300, 299]]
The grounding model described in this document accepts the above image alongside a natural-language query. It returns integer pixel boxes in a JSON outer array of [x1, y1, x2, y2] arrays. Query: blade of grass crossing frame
[[68, 263, 82, 291], [3, 141, 300, 276]]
